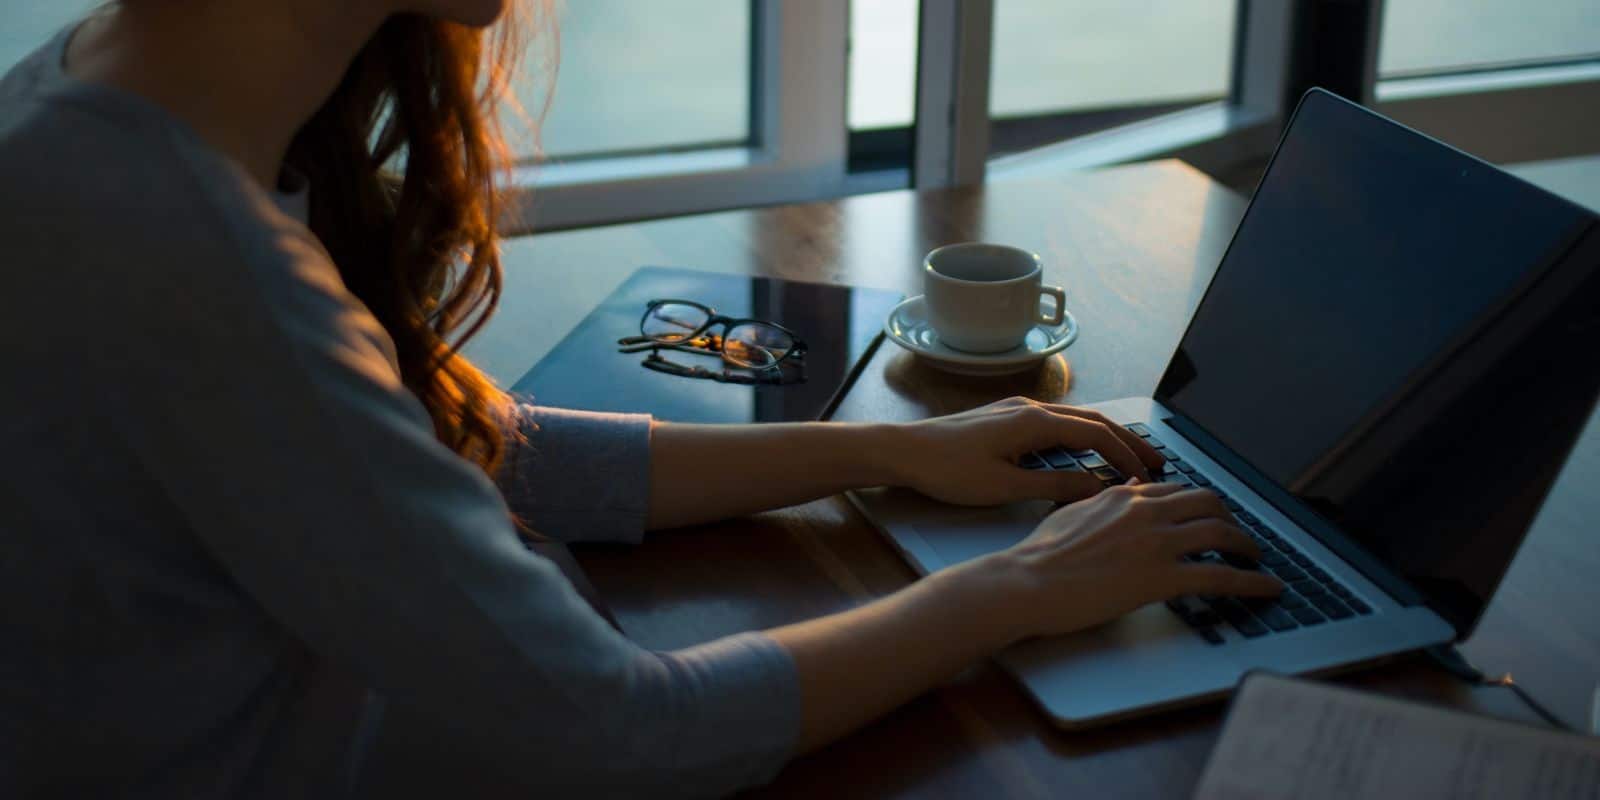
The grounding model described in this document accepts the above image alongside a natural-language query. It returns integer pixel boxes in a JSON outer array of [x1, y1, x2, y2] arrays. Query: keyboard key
[[1040, 448, 1077, 469], [1166, 595, 1211, 620], [1068, 449, 1096, 459], [1197, 627, 1225, 645], [1019, 452, 1047, 470], [1271, 563, 1308, 582], [1346, 597, 1372, 615], [1127, 423, 1153, 437], [1092, 467, 1121, 484], [1290, 579, 1325, 597], [1219, 550, 1257, 570], [1290, 606, 1327, 625], [1191, 473, 1212, 487], [1290, 553, 1313, 568], [1223, 499, 1243, 512], [1230, 616, 1268, 638], [1076, 453, 1109, 469], [1260, 551, 1289, 568], [1236, 511, 1259, 526], [1278, 591, 1308, 609], [1310, 594, 1353, 619], [1253, 525, 1282, 543], [1256, 606, 1299, 632], [1156, 447, 1177, 459], [1307, 566, 1331, 582], [1330, 584, 1352, 599], [1211, 598, 1254, 623], [1170, 459, 1195, 474], [1164, 473, 1195, 487]]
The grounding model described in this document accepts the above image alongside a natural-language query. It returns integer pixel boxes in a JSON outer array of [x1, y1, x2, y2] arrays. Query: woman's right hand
[[981, 480, 1283, 644], [772, 479, 1285, 756]]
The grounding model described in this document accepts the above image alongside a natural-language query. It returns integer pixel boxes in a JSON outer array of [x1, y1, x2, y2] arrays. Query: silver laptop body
[[851, 396, 1453, 728]]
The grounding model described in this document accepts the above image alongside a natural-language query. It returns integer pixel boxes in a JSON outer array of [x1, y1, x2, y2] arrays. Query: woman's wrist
[[846, 421, 920, 489], [920, 551, 1037, 654]]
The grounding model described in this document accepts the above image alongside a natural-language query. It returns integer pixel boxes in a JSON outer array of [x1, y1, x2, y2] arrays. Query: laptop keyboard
[[1023, 422, 1374, 645]]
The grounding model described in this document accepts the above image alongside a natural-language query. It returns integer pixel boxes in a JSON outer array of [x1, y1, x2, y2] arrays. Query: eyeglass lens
[[641, 302, 711, 342], [722, 322, 795, 368]]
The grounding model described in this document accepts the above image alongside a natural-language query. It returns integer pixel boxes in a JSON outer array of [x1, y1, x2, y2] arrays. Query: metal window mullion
[[912, 0, 993, 188], [1230, 0, 1297, 123], [760, 0, 849, 191]]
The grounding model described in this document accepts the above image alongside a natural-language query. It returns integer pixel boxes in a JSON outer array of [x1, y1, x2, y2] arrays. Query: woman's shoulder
[[0, 77, 393, 379]]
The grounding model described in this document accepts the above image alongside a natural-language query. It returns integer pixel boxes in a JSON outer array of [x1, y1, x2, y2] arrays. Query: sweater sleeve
[[107, 209, 800, 796], [497, 403, 654, 544]]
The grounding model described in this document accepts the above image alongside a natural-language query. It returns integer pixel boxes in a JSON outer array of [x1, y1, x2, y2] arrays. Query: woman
[[0, 0, 1279, 796]]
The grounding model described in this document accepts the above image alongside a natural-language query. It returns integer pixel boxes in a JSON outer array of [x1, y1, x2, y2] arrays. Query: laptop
[[851, 89, 1600, 728]]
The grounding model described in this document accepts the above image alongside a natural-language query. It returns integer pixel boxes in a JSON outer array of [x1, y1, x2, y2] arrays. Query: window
[[532, 0, 752, 161], [1379, 0, 1600, 77], [847, 0, 919, 132], [1372, 0, 1600, 169], [987, 0, 1238, 156], [1, 0, 98, 74], [846, 0, 919, 174]]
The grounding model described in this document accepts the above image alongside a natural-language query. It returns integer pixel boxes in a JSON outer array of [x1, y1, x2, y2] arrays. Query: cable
[[1424, 644, 1576, 733]]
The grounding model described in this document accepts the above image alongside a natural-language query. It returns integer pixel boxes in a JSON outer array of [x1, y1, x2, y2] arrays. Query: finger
[[1162, 518, 1261, 562], [1120, 479, 1188, 499], [1055, 417, 1150, 482], [1142, 487, 1231, 523], [1176, 563, 1284, 598], [1039, 404, 1165, 471]]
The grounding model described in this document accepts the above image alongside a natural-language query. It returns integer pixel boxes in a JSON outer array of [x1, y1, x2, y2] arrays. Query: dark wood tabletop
[[464, 160, 1600, 798]]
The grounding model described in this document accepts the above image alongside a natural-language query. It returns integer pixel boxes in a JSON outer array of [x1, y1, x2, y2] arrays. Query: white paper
[[1194, 674, 1600, 800]]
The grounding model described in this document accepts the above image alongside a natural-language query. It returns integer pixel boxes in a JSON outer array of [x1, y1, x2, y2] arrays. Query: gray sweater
[[0, 28, 797, 798]]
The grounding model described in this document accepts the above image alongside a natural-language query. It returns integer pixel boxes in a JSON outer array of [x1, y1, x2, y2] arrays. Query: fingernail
[[1126, 477, 1141, 486]]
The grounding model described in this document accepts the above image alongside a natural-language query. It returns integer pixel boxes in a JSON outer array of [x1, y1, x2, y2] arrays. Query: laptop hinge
[[1160, 412, 1430, 610]]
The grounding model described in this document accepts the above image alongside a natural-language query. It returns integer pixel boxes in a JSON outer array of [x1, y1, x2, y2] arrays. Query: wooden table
[[468, 160, 1600, 797]]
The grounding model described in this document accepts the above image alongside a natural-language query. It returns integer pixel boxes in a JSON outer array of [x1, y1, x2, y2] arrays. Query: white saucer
[[882, 295, 1079, 376]]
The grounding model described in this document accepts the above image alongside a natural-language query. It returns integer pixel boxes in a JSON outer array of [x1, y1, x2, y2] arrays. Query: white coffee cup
[[923, 243, 1066, 353]]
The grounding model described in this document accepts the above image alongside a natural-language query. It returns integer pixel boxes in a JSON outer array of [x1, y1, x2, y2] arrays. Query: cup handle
[[1037, 285, 1066, 326]]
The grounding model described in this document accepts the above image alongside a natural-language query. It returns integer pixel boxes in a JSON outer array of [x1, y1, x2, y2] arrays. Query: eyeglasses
[[616, 299, 807, 369]]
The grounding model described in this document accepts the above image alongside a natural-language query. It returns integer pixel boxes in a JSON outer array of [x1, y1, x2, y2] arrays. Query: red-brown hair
[[285, 5, 548, 476]]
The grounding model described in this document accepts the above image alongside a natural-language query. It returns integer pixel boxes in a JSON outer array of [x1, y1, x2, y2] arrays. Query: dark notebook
[[512, 266, 902, 423]]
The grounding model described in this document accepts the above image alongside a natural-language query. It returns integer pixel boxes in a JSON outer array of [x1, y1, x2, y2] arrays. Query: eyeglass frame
[[617, 298, 808, 370]]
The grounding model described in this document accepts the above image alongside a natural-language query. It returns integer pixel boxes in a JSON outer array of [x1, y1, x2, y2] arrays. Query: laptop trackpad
[[908, 499, 1055, 567]]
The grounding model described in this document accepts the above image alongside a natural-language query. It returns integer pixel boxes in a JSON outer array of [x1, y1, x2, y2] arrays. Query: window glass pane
[[530, 0, 751, 161], [848, 0, 919, 131], [989, 1, 1237, 118], [1, 0, 99, 75], [1379, 0, 1600, 77]]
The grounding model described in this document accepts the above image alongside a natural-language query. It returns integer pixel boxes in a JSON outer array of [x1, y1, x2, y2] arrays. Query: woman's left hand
[[888, 397, 1166, 506]]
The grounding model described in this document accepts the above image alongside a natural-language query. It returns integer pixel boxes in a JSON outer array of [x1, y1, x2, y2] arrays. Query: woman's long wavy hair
[[284, 5, 549, 478]]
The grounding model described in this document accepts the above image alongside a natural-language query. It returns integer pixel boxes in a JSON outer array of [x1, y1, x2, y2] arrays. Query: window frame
[[503, 0, 852, 233]]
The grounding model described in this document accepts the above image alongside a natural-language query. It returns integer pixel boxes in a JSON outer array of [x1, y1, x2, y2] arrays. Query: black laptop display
[[1157, 90, 1600, 635]]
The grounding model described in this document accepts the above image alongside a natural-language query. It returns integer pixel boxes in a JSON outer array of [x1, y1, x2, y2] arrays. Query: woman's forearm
[[646, 421, 905, 530], [768, 554, 1025, 753]]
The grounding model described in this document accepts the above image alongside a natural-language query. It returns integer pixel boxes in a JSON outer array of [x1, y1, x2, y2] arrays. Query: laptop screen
[[1156, 90, 1599, 632]]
